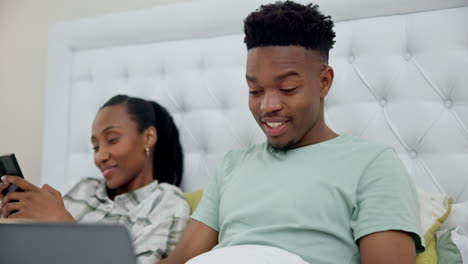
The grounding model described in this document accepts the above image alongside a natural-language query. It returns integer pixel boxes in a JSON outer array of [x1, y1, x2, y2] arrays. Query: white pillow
[[417, 188, 453, 243], [443, 201, 468, 232]]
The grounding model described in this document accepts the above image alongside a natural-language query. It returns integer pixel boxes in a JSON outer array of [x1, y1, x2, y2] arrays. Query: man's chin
[[267, 140, 296, 154]]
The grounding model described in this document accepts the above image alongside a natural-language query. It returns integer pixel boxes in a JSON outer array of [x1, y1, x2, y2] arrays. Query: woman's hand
[[0, 181, 11, 200], [0, 175, 74, 222]]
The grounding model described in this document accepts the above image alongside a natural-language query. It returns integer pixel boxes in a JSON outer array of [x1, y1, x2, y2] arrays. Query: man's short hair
[[243, 1, 336, 62]]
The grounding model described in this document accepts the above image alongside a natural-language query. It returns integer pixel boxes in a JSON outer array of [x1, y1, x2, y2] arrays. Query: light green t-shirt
[[191, 135, 424, 264]]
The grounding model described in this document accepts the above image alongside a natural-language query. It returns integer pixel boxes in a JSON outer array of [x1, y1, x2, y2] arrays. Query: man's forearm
[[157, 220, 219, 264]]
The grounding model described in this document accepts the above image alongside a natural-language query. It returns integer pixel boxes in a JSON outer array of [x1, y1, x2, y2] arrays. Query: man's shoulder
[[318, 135, 398, 170], [343, 136, 409, 180], [340, 134, 393, 156]]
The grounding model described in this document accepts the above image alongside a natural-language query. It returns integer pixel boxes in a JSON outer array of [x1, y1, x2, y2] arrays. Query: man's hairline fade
[[243, 1, 336, 64]]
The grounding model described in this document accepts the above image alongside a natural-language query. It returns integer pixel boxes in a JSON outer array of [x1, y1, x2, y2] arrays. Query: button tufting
[[404, 53, 411, 61], [199, 59, 206, 70], [87, 68, 94, 81], [178, 101, 187, 113], [219, 99, 229, 110], [409, 151, 417, 159], [379, 99, 387, 107], [122, 68, 129, 79], [160, 66, 167, 76], [348, 55, 355, 63], [444, 99, 453, 108]]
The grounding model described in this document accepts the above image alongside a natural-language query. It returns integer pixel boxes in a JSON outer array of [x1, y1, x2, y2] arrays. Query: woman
[[0, 94, 190, 264]]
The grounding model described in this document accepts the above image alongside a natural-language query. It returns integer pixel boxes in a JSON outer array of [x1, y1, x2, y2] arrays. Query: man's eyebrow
[[246, 71, 300, 83], [274, 71, 300, 82]]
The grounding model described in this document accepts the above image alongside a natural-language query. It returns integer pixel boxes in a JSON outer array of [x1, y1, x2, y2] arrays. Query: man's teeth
[[266, 122, 284, 128]]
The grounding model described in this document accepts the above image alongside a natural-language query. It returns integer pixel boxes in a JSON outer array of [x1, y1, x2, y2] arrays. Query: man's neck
[[294, 121, 339, 149]]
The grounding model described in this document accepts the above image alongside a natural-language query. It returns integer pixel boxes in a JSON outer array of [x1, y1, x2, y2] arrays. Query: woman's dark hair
[[101, 95, 183, 187], [244, 1, 336, 62]]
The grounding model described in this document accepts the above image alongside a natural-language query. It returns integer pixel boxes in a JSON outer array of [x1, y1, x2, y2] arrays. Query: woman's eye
[[108, 138, 118, 144], [93, 146, 99, 152], [249, 90, 262, 96]]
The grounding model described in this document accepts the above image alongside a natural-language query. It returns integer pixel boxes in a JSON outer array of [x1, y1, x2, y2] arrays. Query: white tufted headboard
[[43, 0, 468, 210]]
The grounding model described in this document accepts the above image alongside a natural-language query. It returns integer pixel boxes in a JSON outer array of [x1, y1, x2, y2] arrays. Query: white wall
[[0, 0, 189, 185]]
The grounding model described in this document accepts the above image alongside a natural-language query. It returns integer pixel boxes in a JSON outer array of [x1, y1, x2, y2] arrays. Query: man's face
[[246, 46, 329, 151]]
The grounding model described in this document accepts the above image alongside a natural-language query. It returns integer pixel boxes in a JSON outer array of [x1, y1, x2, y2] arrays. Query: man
[[159, 1, 424, 263]]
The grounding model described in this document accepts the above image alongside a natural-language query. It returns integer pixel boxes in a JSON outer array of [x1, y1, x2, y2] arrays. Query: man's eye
[[280, 87, 297, 93], [93, 146, 99, 152]]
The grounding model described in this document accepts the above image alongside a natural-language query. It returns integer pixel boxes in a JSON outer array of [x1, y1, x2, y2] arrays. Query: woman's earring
[[145, 148, 150, 156]]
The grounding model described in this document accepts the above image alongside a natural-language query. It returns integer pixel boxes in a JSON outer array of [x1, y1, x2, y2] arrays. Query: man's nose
[[260, 90, 283, 113]]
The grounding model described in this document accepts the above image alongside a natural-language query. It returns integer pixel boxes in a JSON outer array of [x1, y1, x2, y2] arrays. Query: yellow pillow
[[416, 190, 453, 264], [183, 189, 203, 214]]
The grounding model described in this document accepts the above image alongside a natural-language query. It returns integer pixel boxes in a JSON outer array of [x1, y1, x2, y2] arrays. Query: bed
[[42, 0, 468, 260]]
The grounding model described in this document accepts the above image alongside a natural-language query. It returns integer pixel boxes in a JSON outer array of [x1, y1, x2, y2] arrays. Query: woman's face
[[91, 104, 156, 195]]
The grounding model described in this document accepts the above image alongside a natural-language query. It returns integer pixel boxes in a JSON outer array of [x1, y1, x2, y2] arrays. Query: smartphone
[[0, 153, 24, 196]]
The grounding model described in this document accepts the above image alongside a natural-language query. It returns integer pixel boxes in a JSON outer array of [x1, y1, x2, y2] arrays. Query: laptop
[[0, 223, 136, 264]]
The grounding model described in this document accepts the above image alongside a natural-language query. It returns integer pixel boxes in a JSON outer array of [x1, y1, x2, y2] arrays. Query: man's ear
[[320, 66, 334, 98], [144, 126, 157, 150]]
